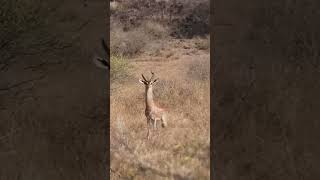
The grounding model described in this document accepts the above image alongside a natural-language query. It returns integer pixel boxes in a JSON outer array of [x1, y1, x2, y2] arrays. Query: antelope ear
[[139, 79, 145, 84]]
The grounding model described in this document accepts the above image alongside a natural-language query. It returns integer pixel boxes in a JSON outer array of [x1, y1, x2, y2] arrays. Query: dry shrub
[[194, 35, 210, 51], [111, 27, 148, 57], [170, 0, 210, 38], [188, 59, 210, 81], [142, 21, 169, 39], [110, 0, 210, 39], [111, 21, 169, 57]]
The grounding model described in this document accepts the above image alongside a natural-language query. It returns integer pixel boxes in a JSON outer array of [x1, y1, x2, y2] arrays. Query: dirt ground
[[0, 0, 109, 179]]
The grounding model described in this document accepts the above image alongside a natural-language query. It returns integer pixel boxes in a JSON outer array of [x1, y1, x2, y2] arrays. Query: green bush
[[110, 54, 130, 82]]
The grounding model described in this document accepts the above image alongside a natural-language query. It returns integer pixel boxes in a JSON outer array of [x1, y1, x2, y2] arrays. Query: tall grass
[[109, 0, 210, 178], [110, 54, 130, 82], [110, 57, 210, 179]]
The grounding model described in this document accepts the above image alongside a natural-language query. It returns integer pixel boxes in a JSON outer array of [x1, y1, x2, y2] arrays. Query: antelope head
[[93, 38, 110, 70], [139, 71, 159, 87]]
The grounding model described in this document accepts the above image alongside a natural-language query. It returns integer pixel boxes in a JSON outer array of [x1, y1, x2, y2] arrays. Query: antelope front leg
[[147, 118, 152, 140], [147, 127, 151, 140], [153, 119, 157, 130]]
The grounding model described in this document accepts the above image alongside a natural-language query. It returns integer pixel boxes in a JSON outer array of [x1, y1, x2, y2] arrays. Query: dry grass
[[193, 35, 210, 52], [110, 55, 210, 179], [110, 0, 210, 178]]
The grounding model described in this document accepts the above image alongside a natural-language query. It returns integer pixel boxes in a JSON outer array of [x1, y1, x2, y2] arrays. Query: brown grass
[[110, 0, 210, 178], [193, 35, 210, 52], [110, 54, 210, 179]]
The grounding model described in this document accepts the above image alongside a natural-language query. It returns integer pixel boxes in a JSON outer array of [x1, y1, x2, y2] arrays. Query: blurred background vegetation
[[0, 0, 63, 50]]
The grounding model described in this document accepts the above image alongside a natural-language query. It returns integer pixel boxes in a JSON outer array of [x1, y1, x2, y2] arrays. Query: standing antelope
[[93, 38, 110, 70], [139, 72, 168, 140]]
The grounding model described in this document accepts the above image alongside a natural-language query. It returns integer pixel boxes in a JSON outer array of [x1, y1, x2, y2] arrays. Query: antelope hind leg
[[161, 114, 168, 128], [153, 118, 157, 130]]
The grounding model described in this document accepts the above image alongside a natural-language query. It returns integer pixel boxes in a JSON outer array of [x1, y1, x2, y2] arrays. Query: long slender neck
[[145, 86, 155, 109]]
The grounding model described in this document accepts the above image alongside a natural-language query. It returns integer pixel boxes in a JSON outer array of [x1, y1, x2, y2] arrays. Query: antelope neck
[[145, 85, 155, 109]]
